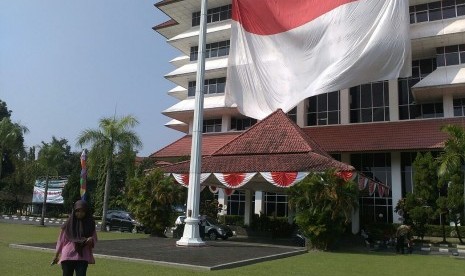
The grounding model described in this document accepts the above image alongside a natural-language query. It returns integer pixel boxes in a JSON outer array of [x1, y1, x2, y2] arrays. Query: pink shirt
[[55, 229, 98, 264]]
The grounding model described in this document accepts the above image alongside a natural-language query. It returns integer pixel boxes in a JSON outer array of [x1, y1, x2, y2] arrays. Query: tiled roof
[[151, 117, 465, 159], [213, 109, 329, 157], [161, 153, 353, 173], [160, 110, 352, 173], [304, 117, 465, 152], [149, 132, 239, 158]]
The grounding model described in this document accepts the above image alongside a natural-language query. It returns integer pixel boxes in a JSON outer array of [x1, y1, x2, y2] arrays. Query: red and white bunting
[[377, 185, 385, 198], [214, 172, 256, 189], [223, 188, 235, 196], [384, 186, 391, 197], [358, 175, 367, 190], [172, 173, 211, 188], [368, 181, 377, 196], [209, 186, 219, 194], [260, 172, 309, 188]]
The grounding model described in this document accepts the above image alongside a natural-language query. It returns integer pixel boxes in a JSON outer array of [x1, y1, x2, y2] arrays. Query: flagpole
[[177, 0, 207, 246]]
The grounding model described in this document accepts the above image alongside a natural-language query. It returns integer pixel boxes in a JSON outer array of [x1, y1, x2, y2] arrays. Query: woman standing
[[52, 200, 97, 276]]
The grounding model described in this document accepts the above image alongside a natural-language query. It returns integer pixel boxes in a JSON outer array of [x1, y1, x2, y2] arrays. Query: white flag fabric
[[225, 0, 411, 120]]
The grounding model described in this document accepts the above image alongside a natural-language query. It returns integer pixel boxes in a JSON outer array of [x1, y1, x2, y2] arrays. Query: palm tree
[[0, 117, 28, 179], [437, 124, 465, 244], [77, 115, 141, 231], [38, 139, 67, 226]]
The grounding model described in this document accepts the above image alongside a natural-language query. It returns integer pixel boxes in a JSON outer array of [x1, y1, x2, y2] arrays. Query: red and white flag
[[225, 0, 411, 119]]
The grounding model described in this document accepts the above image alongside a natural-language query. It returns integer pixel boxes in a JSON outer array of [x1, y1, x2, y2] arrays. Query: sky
[[0, 1, 183, 157]]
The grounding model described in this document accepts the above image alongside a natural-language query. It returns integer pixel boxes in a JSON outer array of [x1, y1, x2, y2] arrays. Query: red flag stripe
[[232, 0, 357, 35]]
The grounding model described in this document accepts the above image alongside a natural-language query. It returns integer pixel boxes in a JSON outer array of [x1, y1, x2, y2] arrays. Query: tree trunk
[[441, 213, 447, 243], [100, 160, 112, 232], [40, 175, 50, 226]]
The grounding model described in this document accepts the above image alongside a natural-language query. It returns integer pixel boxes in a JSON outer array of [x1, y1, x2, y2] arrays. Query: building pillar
[[217, 189, 228, 215], [340, 89, 350, 124], [389, 79, 399, 121], [341, 153, 359, 234], [244, 190, 253, 226], [391, 152, 403, 223], [222, 114, 231, 132], [443, 93, 454, 118], [254, 191, 264, 215], [296, 100, 307, 127]]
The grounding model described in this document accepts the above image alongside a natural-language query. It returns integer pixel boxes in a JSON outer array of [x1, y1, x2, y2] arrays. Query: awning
[[412, 64, 465, 102]]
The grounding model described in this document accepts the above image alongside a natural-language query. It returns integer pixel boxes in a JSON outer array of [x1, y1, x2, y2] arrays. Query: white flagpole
[[176, 0, 208, 246]]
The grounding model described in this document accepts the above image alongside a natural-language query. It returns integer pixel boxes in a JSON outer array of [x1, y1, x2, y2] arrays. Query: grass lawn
[[1, 222, 464, 276]]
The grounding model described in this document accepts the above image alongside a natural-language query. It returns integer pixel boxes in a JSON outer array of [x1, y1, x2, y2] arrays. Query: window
[[401, 152, 416, 197], [436, 44, 465, 67], [231, 117, 257, 131], [350, 81, 389, 123], [398, 58, 444, 120], [192, 4, 232, 26], [351, 153, 392, 224], [454, 98, 465, 116], [306, 91, 340, 126], [287, 107, 297, 123], [203, 119, 222, 133], [190, 40, 230, 61], [188, 78, 226, 97], [410, 1, 465, 24], [264, 192, 288, 217], [227, 190, 245, 216]]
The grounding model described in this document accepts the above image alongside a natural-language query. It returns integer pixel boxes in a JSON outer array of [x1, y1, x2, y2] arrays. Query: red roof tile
[[304, 118, 465, 152], [149, 132, 239, 158], [214, 109, 329, 157], [160, 110, 352, 173], [162, 153, 353, 173]]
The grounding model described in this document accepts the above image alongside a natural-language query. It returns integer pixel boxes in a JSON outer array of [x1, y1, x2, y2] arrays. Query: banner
[[32, 178, 67, 204]]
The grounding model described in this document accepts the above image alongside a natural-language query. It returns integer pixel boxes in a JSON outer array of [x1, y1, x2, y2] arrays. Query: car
[[167, 215, 234, 240], [104, 210, 143, 233]]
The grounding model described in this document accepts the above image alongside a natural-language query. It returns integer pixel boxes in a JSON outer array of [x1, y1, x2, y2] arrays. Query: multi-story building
[[151, 0, 465, 226]]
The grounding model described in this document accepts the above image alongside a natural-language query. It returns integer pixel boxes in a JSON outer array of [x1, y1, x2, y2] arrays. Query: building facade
[[152, 0, 465, 226]]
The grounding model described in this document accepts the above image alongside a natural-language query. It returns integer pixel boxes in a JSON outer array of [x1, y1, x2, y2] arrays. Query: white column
[[340, 89, 350, 124], [391, 152, 402, 223], [443, 93, 454, 118], [244, 190, 252, 226], [254, 191, 264, 215], [341, 153, 359, 234], [222, 114, 231, 132], [217, 189, 227, 216], [296, 100, 307, 127], [388, 79, 399, 122]]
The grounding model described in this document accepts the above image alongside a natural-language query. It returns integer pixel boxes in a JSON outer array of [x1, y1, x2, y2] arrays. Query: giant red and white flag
[[225, 0, 411, 119]]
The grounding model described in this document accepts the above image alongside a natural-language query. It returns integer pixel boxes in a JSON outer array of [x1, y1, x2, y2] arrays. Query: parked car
[[104, 210, 143, 233], [166, 215, 233, 240]]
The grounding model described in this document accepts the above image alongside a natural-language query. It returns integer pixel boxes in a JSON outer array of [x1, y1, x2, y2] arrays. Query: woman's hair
[[61, 200, 95, 242]]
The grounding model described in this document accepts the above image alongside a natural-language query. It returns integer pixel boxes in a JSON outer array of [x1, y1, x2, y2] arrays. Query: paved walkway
[[11, 236, 308, 271]]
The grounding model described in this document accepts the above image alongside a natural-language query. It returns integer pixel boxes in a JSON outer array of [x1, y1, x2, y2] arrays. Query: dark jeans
[[396, 236, 405, 254], [61, 260, 88, 276]]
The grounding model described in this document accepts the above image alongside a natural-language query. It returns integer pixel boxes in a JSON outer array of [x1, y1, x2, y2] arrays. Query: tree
[[437, 124, 465, 244], [397, 152, 438, 240], [288, 170, 358, 250], [37, 138, 68, 226], [0, 99, 12, 120], [127, 169, 186, 236], [0, 118, 28, 179], [77, 115, 141, 231]]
